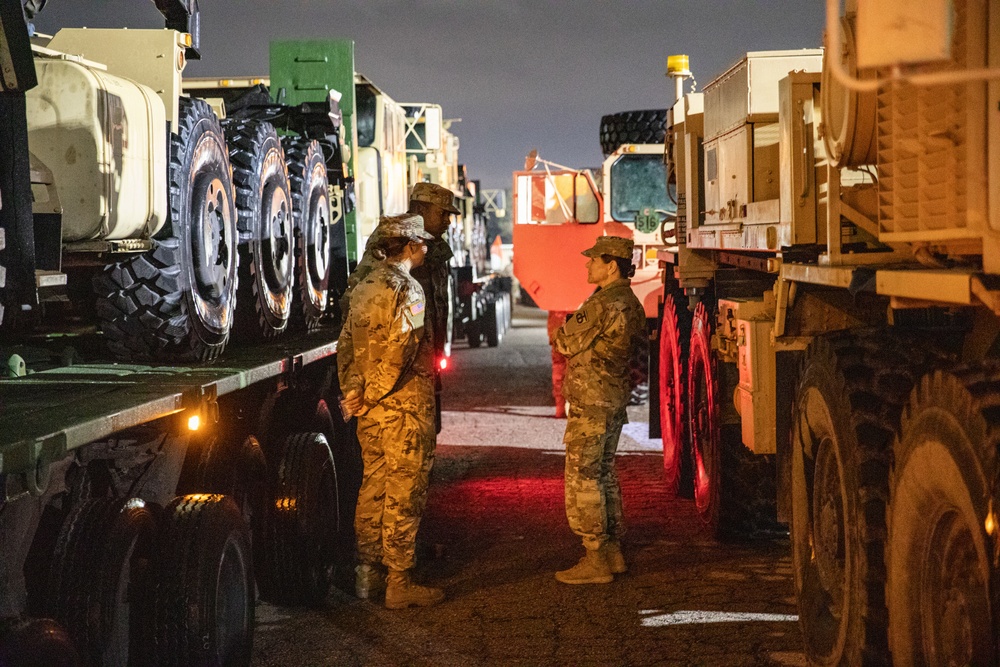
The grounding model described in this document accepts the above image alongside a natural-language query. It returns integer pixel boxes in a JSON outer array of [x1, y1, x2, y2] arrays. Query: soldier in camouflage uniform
[[341, 182, 459, 431], [337, 214, 446, 609], [553, 236, 646, 584]]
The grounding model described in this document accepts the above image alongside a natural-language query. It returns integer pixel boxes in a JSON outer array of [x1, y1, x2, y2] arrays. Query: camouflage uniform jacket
[[337, 261, 433, 413], [555, 278, 645, 410], [410, 237, 454, 359], [341, 235, 452, 359]]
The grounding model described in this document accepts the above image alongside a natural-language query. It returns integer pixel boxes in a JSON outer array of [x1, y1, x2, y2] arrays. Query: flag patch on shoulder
[[410, 302, 425, 316]]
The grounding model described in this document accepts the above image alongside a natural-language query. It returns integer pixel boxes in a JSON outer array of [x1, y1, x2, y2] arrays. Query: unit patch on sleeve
[[564, 303, 598, 334]]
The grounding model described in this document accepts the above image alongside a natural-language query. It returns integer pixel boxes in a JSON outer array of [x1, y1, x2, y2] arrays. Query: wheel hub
[[924, 509, 985, 665], [812, 436, 845, 616]]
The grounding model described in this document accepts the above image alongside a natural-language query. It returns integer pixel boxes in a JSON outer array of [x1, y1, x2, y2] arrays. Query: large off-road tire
[[227, 120, 294, 339], [94, 97, 238, 362], [152, 495, 253, 667], [283, 138, 331, 331], [259, 432, 339, 606], [887, 365, 1000, 666], [46, 498, 156, 667], [791, 331, 939, 666], [599, 109, 668, 157], [659, 294, 691, 497], [688, 302, 777, 540]]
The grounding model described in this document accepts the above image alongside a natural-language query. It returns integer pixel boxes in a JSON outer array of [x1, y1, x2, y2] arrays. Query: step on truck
[[655, 0, 1000, 663], [0, 4, 359, 664]]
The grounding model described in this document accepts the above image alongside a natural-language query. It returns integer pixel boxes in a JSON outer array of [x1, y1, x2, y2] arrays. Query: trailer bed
[[0, 331, 338, 476]]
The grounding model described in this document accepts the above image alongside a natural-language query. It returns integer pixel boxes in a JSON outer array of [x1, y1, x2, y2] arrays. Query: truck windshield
[[609, 154, 676, 223]]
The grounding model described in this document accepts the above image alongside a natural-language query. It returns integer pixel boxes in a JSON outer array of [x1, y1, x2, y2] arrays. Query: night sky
[[32, 1, 825, 190]]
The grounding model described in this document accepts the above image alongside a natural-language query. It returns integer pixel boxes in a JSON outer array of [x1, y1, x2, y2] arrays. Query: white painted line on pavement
[[639, 610, 799, 627]]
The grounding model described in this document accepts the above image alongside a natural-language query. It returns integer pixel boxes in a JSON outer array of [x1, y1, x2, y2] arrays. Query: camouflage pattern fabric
[[410, 237, 454, 360], [547, 311, 570, 407], [554, 278, 645, 410], [564, 408, 627, 549], [342, 232, 452, 371], [337, 261, 435, 570], [555, 278, 645, 548]]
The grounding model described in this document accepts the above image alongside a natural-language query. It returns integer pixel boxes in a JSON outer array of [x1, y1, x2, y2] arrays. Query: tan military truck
[[656, 0, 1000, 663], [18, 20, 343, 359]]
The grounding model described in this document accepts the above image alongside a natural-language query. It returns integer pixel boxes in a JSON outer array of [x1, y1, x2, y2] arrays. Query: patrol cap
[[376, 214, 433, 241], [581, 236, 634, 260], [410, 182, 461, 214]]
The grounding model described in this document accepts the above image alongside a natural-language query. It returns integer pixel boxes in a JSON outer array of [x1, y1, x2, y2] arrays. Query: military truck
[[0, 6, 356, 664], [655, 0, 1000, 663], [513, 115, 674, 321], [403, 106, 511, 349], [16, 20, 349, 360]]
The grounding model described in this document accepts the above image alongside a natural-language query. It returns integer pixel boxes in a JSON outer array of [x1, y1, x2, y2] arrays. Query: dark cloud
[[34, 1, 824, 189]]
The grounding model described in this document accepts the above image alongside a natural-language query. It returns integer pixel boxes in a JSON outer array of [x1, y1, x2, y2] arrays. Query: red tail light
[[439, 357, 449, 371]]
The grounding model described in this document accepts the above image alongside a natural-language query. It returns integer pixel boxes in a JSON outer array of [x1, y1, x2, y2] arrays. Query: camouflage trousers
[[355, 399, 436, 571], [563, 406, 627, 550]]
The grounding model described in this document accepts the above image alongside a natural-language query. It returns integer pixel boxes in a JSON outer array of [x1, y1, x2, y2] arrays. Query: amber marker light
[[986, 501, 996, 536], [187, 413, 201, 431]]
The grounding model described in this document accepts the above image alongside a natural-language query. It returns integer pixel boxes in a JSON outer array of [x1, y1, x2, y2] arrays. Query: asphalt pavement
[[252, 305, 806, 667]]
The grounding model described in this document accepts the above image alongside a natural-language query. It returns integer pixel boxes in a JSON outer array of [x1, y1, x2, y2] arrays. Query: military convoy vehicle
[[654, 0, 1000, 663], [403, 106, 511, 349], [0, 5, 508, 660], [512, 107, 673, 316]]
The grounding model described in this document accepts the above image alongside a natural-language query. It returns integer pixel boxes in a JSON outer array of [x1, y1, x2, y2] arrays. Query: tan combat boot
[[384, 569, 445, 609], [355, 563, 386, 600], [606, 541, 627, 574], [554, 547, 613, 584]]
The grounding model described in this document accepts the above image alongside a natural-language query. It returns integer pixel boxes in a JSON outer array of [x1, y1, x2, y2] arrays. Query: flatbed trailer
[[0, 329, 355, 665]]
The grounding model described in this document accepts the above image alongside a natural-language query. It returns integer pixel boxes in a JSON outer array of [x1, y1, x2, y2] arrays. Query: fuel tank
[[26, 50, 168, 242]]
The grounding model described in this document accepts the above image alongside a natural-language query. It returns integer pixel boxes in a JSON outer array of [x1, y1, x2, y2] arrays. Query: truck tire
[[47, 498, 156, 667], [0, 617, 79, 667], [259, 432, 339, 606], [284, 138, 331, 331], [599, 109, 667, 157], [659, 294, 691, 497], [177, 434, 269, 589], [467, 320, 483, 348], [153, 495, 253, 667], [94, 97, 238, 362], [484, 300, 500, 347], [687, 302, 777, 539], [791, 332, 938, 666], [887, 365, 999, 667], [227, 120, 294, 339]]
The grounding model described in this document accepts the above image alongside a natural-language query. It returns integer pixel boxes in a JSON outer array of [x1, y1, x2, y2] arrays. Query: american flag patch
[[410, 302, 425, 316]]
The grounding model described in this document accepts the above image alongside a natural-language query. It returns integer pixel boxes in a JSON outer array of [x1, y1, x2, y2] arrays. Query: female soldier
[[554, 236, 646, 584], [337, 214, 445, 609]]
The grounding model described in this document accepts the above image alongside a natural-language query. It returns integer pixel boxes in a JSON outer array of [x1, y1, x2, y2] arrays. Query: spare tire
[[94, 97, 238, 362], [599, 109, 668, 157]]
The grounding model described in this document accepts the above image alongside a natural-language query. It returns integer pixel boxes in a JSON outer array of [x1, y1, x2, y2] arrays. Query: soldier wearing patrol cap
[[553, 235, 646, 584], [337, 213, 446, 609], [342, 181, 461, 431]]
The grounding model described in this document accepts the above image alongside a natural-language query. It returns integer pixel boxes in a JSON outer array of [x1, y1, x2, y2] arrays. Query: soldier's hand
[[341, 389, 365, 417]]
